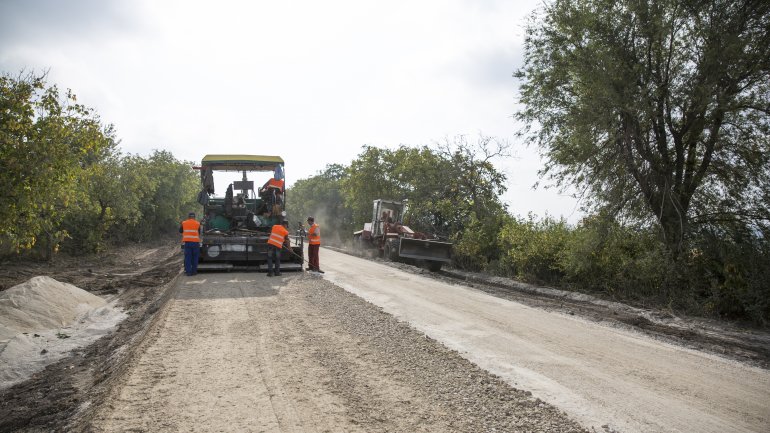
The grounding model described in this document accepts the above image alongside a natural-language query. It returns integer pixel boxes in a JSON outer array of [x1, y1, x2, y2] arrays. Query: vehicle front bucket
[[398, 238, 452, 263]]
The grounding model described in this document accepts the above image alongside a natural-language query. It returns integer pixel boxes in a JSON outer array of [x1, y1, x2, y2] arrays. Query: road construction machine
[[353, 199, 452, 271], [193, 154, 303, 271]]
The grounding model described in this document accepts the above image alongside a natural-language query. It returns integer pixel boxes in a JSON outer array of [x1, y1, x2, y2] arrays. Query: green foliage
[[686, 223, 770, 324], [512, 0, 770, 322], [286, 164, 353, 244], [559, 216, 671, 299], [472, 210, 769, 324], [517, 0, 770, 257], [0, 72, 200, 257], [57, 149, 198, 252], [0, 72, 115, 257], [342, 145, 413, 230], [286, 136, 508, 250], [342, 135, 509, 239], [495, 215, 571, 283], [129, 150, 199, 242], [452, 212, 511, 272]]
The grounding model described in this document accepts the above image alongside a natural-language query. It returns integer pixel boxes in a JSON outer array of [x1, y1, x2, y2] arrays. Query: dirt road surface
[[91, 272, 584, 432], [321, 249, 770, 433], [78, 245, 770, 432]]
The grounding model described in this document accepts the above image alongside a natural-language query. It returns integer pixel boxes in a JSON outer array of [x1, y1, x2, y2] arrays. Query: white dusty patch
[[0, 276, 127, 390]]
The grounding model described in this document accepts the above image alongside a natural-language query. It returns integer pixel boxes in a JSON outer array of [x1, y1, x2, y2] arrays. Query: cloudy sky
[[0, 0, 583, 222]]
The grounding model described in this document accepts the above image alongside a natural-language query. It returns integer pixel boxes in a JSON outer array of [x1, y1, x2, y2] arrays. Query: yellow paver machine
[[194, 154, 303, 271]]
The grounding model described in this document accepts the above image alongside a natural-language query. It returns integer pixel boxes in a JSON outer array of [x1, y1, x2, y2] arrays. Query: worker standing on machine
[[179, 212, 201, 276], [306, 216, 323, 273], [259, 177, 285, 216], [267, 219, 290, 277]]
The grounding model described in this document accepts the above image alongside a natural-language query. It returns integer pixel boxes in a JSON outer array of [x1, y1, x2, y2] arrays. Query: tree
[[517, 0, 770, 257], [131, 150, 199, 241], [286, 164, 353, 244], [59, 149, 155, 252], [0, 72, 115, 257], [432, 134, 510, 231], [342, 138, 508, 238], [342, 145, 408, 229]]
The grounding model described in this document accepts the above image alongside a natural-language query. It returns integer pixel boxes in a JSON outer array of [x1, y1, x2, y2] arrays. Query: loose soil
[[0, 241, 181, 432]]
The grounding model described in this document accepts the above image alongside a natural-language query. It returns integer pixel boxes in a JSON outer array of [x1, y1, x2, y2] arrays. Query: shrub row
[[453, 215, 769, 325]]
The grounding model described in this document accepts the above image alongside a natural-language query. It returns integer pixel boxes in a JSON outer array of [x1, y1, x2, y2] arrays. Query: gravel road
[[322, 249, 770, 433], [3, 242, 767, 432], [91, 271, 585, 432]]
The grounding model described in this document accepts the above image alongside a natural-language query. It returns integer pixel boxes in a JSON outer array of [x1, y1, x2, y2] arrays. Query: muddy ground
[[0, 241, 768, 432]]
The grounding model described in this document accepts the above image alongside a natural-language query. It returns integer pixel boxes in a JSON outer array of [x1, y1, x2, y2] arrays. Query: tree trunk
[[659, 207, 686, 260]]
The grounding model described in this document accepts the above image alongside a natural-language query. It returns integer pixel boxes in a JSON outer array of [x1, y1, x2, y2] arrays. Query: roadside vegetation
[[0, 72, 199, 259]]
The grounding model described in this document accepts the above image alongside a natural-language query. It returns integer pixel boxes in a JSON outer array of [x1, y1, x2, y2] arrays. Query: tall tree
[[342, 139, 508, 238], [517, 0, 770, 257], [0, 72, 115, 256], [132, 150, 199, 241], [342, 145, 409, 229]]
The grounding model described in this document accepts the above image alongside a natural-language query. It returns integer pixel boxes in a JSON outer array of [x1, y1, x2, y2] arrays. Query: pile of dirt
[[0, 241, 183, 433], [0, 276, 127, 390]]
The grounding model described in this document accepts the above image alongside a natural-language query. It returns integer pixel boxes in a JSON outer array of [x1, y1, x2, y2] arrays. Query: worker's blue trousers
[[266, 245, 281, 275], [184, 242, 200, 276]]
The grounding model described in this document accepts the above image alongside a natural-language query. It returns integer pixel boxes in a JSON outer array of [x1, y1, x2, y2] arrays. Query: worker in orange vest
[[263, 177, 285, 191], [179, 212, 201, 276], [260, 177, 285, 215], [266, 219, 290, 277], [306, 216, 323, 273]]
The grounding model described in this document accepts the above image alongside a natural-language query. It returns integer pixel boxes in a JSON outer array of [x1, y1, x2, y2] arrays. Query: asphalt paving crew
[[266, 219, 290, 277], [179, 212, 201, 276], [306, 216, 323, 273]]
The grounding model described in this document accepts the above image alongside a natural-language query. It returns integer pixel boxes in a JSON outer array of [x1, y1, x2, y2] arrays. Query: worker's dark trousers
[[266, 245, 281, 275], [184, 242, 200, 276], [308, 244, 320, 270]]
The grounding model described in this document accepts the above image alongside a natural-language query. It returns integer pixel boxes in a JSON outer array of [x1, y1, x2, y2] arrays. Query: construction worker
[[179, 212, 201, 276], [266, 219, 290, 277], [260, 177, 285, 215], [262, 177, 285, 191], [306, 216, 323, 273]]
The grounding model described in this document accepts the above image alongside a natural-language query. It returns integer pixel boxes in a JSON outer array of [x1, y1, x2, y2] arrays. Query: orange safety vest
[[268, 224, 289, 248], [267, 178, 284, 190], [181, 219, 201, 243], [308, 223, 321, 245]]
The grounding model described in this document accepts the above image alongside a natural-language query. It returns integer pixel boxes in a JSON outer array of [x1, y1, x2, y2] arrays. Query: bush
[[452, 212, 512, 272], [496, 215, 570, 284], [483, 212, 769, 324], [559, 215, 670, 300], [685, 224, 770, 324]]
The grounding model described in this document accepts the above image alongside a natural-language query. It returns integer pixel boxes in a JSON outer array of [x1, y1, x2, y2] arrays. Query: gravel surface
[[297, 276, 587, 433], [91, 272, 587, 433], [4, 240, 767, 432]]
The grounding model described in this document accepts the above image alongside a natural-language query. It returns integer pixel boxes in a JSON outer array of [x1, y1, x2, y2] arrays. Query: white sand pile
[[0, 276, 128, 390]]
